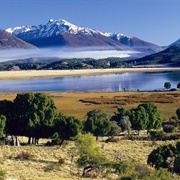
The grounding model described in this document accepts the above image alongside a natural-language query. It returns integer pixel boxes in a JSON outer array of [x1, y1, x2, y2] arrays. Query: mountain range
[[5, 19, 162, 56], [0, 29, 34, 49], [1, 18, 180, 67]]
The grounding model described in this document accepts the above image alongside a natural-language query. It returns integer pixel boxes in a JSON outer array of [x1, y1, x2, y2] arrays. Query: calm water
[[0, 71, 180, 92]]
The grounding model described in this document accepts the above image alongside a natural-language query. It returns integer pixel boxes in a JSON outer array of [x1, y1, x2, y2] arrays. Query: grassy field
[[0, 91, 179, 179], [1, 91, 179, 120]]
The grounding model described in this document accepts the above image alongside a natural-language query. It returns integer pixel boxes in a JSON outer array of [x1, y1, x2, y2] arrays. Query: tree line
[[0, 92, 179, 145]]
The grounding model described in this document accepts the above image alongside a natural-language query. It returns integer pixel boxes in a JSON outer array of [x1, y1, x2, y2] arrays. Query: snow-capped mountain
[[6, 19, 130, 50], [103, 32, 162, 54], [6, 19, 161, 55], [0, 29, 35, 49]]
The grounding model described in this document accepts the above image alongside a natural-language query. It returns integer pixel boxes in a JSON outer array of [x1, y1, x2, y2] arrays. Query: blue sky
[[1, 0, 180, 46]]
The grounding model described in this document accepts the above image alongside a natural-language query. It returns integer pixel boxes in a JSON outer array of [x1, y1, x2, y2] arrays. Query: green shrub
[[150, 130, 166, 140]]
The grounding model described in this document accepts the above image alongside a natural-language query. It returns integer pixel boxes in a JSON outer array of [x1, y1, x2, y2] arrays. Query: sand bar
[[0, 67, 180, 80]]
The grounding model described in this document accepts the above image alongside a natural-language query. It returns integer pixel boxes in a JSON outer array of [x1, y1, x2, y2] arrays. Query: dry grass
[[0, 91, 179, 120], [0, 137, 178, 180], [0, 91, 179, 179]]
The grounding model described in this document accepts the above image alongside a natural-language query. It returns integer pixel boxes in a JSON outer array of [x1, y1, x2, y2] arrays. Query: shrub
[[15, 151, 34, 160], [44, 162, 61, 172], [150, 131, 166, 140], [105, 136, 119, 143], [58, 157, 65, 166], [163, 125, 176, 133]]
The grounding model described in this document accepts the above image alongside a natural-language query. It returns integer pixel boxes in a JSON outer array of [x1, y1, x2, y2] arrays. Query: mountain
[[6, 19, 130, 51], [169, 38, 180, 47], [130, 44, 180, 66], [6, 19, 161, 56], [0, 29, 35, 49], [103, 32, 162, 54]]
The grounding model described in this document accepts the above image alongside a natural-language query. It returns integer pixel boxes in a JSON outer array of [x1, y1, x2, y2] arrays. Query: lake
[[0, 70, 180, 92]]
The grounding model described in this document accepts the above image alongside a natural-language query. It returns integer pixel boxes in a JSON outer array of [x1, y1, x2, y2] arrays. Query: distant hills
[[130, 44, 180, 66], [0, 29, 35, 49], [6, 19, 162, 56]]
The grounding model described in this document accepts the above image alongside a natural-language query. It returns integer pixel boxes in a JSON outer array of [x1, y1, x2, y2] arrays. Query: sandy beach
[[0, 67, 180, 80]]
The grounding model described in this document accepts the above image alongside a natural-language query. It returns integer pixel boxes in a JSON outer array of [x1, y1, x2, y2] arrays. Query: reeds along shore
[[0, 67, 180, 80]]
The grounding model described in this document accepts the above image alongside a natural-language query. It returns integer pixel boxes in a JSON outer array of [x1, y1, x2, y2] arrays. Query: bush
[[58, 156, 65, 166], [163, 125, 176, 133], [150, 130, 166, 140], [105, 136, 119, 143], [15, 151, 34, 160], [164, 133, 180, 140], [174, 156, 180, 174]]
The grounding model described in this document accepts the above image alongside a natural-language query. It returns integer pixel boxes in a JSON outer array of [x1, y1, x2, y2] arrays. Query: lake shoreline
[[0, 67, 180, 80]]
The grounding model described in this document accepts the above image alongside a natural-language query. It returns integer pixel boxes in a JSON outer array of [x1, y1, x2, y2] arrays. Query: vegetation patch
[[80, 92, 180, 106]]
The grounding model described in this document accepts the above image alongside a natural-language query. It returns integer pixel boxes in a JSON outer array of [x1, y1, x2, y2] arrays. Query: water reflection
[[0, 71, 180, 92]]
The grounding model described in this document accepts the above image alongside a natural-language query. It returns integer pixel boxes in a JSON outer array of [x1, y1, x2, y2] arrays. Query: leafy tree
[[55, 113, 82, 145], [84, 109, 111, 140], [0, 100, 14, 134], [177, 82, 180, 89], [164, 82, 171, 90], [0, 115, 6, 138], [138, 103, 162, 133], [111, 107, 129, 122], [119, 116, 131, 137], [176, 108, 180, 120], [130, 106, 148, 135], [107, 121, 122, 136], [12, 92, 58, 144]]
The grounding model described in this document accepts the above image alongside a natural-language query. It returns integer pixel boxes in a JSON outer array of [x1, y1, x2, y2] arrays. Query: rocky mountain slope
[[0, 29, 35, 49]]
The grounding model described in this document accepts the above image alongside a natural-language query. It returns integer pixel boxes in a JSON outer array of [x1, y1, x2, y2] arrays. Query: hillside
[[130, 44, 180, 66]]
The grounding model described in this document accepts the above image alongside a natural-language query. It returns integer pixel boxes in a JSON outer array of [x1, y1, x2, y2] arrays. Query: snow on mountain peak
[[6, 19, 100, 38], [103, 32, 133, 40]]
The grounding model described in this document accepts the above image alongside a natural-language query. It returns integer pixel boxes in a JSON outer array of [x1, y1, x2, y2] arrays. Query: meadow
[[0, 91, 179, 179]]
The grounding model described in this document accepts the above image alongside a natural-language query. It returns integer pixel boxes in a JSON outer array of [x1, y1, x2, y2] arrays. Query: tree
[[164, 82, 171, 90], [177, 82, 180, 89], [0, 115, 6, 138], [12, 92, 58, 144], [176, 108, 180, 120], [119, 116, 131, 137], [0, 100, 14, 134], [147, 144, 176, 170], [111, 107, 128, 122], [138, 103, 162, 133], [107, 121, 122, 136], [84, 109, 111, 140], [76, 133, 107, 177], [55, 114, 82, 145], [174, 141, 180, 174], [130, 106, 148, 135], [147, 141, 180, 173]]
